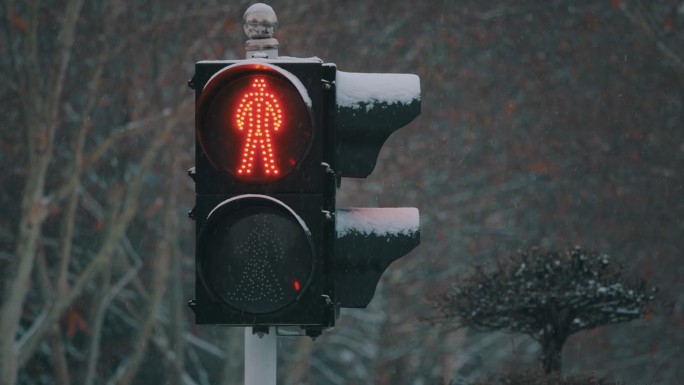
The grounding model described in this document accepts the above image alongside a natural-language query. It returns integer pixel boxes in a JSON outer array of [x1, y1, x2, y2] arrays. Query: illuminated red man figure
[[235, 77, 283, 177]]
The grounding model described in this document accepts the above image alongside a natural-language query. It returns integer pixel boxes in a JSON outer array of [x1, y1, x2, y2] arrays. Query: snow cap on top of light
[[336, 71, 421, 111], [336, 208, 419, 237]]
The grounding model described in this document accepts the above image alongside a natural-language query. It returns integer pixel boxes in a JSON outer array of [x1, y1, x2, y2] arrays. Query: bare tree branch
[[105, 125, 175, 385], [34, 246, 71, 385], [54, 0, 123, 319], [83, 258, 113, 385], [16, 127, 171, 367], [620, 0, 684, 73], [0, 0, 85, 382]]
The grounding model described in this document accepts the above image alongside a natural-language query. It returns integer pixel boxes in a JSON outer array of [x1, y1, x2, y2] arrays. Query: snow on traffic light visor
[[196, 63, 313, 183]]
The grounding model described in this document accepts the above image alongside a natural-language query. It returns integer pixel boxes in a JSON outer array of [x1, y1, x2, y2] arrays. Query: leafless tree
[[0, 1, 246, 384]]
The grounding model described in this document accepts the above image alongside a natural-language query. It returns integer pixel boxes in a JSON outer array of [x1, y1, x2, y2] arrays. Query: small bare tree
[[437, 247, 657, 374]]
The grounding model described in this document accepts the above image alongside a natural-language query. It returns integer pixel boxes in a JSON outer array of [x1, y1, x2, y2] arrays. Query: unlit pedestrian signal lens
[[198, 201, 314, 314]]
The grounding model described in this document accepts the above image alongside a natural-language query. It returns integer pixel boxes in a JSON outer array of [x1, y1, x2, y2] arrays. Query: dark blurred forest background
[[1, 0, 682, 384]]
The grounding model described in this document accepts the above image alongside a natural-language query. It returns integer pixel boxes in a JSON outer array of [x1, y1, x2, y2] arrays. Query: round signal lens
[[197, 68, 313, 184], [197, 196, 314, 314]]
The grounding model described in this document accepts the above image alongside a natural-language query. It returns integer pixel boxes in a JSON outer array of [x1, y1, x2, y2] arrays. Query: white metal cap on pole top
[[244, 3, 279, 59]]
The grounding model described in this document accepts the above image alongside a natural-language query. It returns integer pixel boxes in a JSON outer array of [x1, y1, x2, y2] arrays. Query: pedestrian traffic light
[[189, 59, 337, 335], [188, 3, 420, 337]]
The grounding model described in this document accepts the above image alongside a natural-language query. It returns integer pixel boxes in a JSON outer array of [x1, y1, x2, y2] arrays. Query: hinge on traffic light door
[[321, 79, 332, 90], [187, 168, 197, 221], [321, 161, 340, 190], [187, 76, 196, 90], [321, 162, 334, 175]]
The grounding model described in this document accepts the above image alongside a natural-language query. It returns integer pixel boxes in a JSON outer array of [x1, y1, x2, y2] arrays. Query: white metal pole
[[244, 327, 277, 385]]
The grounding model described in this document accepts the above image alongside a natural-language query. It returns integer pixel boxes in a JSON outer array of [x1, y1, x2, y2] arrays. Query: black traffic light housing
[[189, 51, 421, 339], [189, 59, 337, 333]]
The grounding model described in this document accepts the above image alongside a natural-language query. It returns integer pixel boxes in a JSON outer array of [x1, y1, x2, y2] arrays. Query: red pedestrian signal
[[196, 64, 313, 184], [190, 59, 335, 334], [236, 78, 283, 177]]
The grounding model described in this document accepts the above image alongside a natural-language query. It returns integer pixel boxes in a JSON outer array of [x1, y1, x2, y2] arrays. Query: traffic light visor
[[196, 63, 313, 183], [197, 195, 315, 314]]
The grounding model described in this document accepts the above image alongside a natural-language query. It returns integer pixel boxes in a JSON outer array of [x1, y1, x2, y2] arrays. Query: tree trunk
[[540, 332, 565, 374]]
